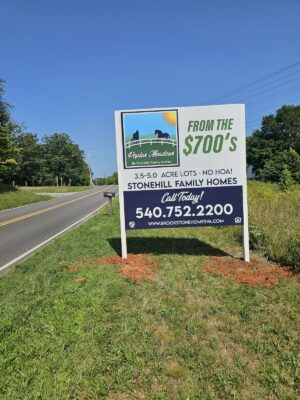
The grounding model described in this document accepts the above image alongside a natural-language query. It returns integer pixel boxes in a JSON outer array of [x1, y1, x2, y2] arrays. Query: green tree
[[259, 148, 300, 183], [0, 80, 92, 186], [94, 177, 105, 185], [41, 133, 90, 185], [0, 79, 19, 181], [78, 163, 90, 186], [15, 133, 42, 185], [112, 171, 118, 184], [247, 105, 300, 182]]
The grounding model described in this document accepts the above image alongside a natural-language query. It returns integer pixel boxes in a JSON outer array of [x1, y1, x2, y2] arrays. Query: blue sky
[[0, 0, 299, 176], [123, 112, 177, 140]]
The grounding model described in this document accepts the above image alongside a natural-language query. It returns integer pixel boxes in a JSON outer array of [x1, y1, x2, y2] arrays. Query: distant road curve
[[0, 185, 118, 274]]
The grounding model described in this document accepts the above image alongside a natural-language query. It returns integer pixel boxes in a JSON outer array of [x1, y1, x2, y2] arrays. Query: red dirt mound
[[203, 256, 292, 287], [102, 254, 159, 283], [63, 254, 159, 283]]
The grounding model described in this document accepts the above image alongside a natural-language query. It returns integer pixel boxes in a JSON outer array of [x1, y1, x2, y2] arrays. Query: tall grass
[[247, 181, 300, 271], [19, 185, 93, 193]]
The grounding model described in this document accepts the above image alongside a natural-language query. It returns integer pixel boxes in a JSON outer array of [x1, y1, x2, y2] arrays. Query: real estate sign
[[115, 104, 249, 261]]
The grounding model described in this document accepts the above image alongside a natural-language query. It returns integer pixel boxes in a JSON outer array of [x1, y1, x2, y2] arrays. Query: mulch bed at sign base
[[63, 254, 159, 284], [63, 254, 292, 286], [203, 256, 292, 286], [101, 254, 159, 283]]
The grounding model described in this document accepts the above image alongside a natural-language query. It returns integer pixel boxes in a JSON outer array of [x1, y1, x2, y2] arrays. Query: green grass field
[[19, 185, 93, 193], [0, 183, 299, 399], [126, 141, 178, 167], [0, 183, 52, 211]]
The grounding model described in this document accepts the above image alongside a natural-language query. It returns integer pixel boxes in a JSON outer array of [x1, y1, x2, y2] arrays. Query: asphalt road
[[0, 185, 118, 273]]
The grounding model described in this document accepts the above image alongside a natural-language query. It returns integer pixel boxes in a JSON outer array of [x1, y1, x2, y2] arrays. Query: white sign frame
[[115, 105, 250, 262]]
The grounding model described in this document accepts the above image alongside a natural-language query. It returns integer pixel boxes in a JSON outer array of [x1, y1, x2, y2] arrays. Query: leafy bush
[[248, 224, 267, 250], [278, 167, 294, 191], [258, 149, 300, 184]]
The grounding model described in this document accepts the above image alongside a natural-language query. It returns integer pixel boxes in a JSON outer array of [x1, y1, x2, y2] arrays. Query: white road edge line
[[0, 188, 117, 274]]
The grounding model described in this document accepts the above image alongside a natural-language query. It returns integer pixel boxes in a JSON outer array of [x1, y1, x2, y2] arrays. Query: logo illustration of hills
[[123, 110, 179, 168]]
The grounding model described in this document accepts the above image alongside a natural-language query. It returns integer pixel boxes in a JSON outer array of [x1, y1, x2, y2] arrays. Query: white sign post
[[115, 104, 250, 262]]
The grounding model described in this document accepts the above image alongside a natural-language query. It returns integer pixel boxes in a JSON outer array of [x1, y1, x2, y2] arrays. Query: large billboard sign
[[115, 105, 249, 261]]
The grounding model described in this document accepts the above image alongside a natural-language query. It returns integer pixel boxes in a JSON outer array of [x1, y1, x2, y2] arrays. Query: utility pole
[[89, 165, 93, 186], [85, 149, 95, 187]]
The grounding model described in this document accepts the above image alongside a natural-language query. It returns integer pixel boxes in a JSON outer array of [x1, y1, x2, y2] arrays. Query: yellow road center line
[[0, 188, 111, 228]]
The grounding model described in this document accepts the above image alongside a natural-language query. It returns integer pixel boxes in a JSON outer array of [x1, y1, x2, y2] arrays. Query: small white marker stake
[[242, 105, 250, 262], [242, 183, 250, 262]]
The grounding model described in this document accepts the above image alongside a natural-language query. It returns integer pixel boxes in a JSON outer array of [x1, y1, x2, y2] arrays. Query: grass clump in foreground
[[0, 198, 299, 399], [19, 185, 94, 193], [0, 183, 52, 211], [247, 181, 300, 272]]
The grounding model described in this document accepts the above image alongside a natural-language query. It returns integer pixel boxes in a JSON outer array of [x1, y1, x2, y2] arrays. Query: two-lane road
[[0, 185, 118, 273]]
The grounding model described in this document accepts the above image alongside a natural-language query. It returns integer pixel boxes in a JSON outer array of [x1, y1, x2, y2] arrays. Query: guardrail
[[125, 138, 177, 149]]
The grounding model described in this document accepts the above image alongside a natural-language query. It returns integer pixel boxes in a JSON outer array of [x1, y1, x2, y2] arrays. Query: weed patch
[[247, 181, 300, 271]]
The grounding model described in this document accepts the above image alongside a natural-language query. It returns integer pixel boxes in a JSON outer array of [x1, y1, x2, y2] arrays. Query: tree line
[[94, 172, 118, 186], [247, 105, 300, 187], [1, 78, 299, 188], [96, 106, 300, 188], [0, 79, 90, 186]]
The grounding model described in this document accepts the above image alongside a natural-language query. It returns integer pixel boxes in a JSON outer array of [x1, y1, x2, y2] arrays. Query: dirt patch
[[75, 275, 86, 282], [203, 256, 292, 286], [63, 254, 159, 284], [63, 265, 80, 271], [102, 254, 159, 283], [63, 257, 103, 270]]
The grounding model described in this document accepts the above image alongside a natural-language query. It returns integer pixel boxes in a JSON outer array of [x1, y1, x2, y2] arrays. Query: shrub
[[248, 224, 267, 250], [247, 181, 300, 272], [278, 167, 294, 191]]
